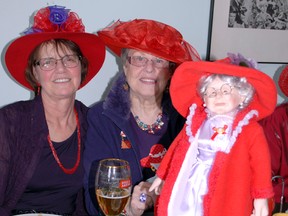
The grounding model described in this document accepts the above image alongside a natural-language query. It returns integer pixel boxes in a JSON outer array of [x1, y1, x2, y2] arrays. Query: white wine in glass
[[95, 158, 131, 216]]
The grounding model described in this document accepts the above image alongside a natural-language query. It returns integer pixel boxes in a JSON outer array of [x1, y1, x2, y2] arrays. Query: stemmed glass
[[95, 158, 132, 216]]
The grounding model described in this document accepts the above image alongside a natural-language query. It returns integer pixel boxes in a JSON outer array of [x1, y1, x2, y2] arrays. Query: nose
[[144, 59, 154, 73], [54, 59, 66, 71], [215, 90, 225, 98]]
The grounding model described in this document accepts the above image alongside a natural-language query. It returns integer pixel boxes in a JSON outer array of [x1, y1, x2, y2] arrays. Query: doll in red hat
[[150, 53, 277, 216]]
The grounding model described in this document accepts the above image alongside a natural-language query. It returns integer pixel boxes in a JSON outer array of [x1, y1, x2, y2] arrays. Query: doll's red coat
[[155, 121, 274, 216]]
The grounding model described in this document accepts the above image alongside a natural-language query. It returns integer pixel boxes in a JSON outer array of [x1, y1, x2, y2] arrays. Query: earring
[[123, 82, 129, 91], [37, 84, 41, 95], [239, 102, 244, 109], [203, 103, 206, 107], [165, 85, 169, 93]]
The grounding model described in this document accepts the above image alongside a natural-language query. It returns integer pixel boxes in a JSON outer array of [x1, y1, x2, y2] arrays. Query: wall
[[0, 0, 285, 108]]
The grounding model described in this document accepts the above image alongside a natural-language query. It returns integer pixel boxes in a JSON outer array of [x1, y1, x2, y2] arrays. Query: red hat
[[170, 59, 277, 120], [279, 65, 288, 97], [97, 19, 201, 64], [4, 5, 106, 90]]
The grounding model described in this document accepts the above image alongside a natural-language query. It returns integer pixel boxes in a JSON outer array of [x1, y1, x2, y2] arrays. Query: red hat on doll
[[278, 65, 288, 97], [170, 54, 277, 120], [97, 19, 201, 63], [5, 5, 105, 90]]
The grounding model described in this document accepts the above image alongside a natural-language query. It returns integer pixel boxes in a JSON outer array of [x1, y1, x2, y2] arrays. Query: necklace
[[47, 108, 81, 175], [134, 113, 164, 134]]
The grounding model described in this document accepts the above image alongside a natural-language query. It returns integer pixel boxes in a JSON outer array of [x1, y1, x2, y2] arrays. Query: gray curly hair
[[198, 74, 255, 109]]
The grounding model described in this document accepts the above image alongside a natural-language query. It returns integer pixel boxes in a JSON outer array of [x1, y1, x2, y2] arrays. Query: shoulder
[[75, 100, 89, 115], [88, 101, 104, 116], [259, 102, 288, 127], [0, 100, 34, 118]]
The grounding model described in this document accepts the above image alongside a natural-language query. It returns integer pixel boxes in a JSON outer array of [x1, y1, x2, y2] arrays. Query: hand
[[251, 198, 269, 216], [149, 176, 163, 195], [125, 181, 156, 216]]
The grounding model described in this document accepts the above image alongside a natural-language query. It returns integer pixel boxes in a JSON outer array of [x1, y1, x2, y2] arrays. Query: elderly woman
[[260, 65, 288, 214], [83, 19, 200, 215], [0, 5, 105, 216]]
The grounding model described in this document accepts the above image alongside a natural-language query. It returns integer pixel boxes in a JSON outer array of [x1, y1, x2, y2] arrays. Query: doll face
[[203, 76, 244, 115]]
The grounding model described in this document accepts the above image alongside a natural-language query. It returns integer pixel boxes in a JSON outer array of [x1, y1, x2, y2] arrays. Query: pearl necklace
[[47, 108, 81, 175], [134, 113, 164, 134]]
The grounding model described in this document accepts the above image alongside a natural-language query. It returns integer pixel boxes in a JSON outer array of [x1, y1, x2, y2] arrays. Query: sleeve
[[156, 128, 186, 180], [0, 109, 12, 215], [259, 105, 286, 176], [249, 123, 274, 198], [83, 106, 116, 216]]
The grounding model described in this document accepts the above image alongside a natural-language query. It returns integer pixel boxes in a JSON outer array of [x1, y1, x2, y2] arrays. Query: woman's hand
[[149, 176, 163, 195], [251, 198, 269, 216], [125, 181, 156, 216]]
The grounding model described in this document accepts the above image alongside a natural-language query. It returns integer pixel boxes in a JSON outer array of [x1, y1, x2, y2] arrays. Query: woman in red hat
[[260, 65, 288, 214], [150, 54, 277, 216], [83, 19, 201, 216], [0, 5, 105, 216]]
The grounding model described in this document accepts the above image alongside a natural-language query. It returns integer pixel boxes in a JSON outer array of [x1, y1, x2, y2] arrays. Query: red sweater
[[260, 103, 288, 203]]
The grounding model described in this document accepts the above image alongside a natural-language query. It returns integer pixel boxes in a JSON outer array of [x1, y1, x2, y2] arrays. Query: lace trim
[[185, 104, 259, 153]]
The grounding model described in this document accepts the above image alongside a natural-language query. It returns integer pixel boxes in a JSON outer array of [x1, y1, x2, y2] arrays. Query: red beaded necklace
[[47, 108, 81, 175]]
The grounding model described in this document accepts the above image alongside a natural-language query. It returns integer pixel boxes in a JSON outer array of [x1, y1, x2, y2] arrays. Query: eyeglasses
[[204, 83, 234, 98], [127, 56, 169, 69], [34, 54, 81, 71]]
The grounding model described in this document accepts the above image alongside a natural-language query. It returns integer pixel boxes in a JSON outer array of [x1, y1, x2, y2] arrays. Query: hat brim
[[98, 31, 181, 63], [5, 32, 105, 90], [97, 19, 201, 64], [279, 65, 288, 97], [171, 61, 277, 120]]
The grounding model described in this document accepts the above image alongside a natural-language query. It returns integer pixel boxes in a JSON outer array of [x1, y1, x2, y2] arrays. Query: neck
[[130, 94, 162, 125], [42, 94, 76, 142]]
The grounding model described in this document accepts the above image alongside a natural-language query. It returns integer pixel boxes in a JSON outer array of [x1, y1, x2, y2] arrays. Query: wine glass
[[95, 158, 132, 216]]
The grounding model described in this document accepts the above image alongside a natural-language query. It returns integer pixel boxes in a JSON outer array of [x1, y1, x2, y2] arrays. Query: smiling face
[[33, 42, 82, 100], [203, 76, 244, 115], [123, 49, 172, 101]]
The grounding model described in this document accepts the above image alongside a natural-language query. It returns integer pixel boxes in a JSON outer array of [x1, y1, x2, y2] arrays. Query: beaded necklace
[[47, 108, 81, 175], [134, 113, 164, 134]]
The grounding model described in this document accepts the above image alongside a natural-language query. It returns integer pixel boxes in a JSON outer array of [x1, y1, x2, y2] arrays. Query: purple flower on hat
[[23, 5, 84, 35], [227, 52, 258, 69], [49, 5, 69, 25]]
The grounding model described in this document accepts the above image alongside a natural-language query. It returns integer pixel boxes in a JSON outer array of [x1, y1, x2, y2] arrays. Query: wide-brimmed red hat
[[170, 58, 277, 120], [279, 65, 288, 97], [97, 19, 201, 64], [4, 5, 105, 90]]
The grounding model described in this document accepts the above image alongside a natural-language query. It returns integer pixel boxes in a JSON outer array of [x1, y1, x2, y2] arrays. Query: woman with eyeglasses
[[149, 55, 276, 216], [83, 19, 200, 216], [0, 5, 105, 216]]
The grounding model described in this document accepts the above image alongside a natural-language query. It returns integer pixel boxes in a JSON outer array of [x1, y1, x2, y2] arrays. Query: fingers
[[252, 198, 269, 216], [149, 177, 163, 195], [128, 181, 156, 215]]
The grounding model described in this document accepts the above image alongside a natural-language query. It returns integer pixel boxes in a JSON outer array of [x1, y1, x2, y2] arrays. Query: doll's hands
[[251, 198, 269, 216], [149, 176, 163, 195], [124, 181, 155, 216]]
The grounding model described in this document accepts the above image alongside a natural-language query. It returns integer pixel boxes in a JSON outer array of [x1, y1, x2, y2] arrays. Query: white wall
[[0, 0, 285, 108]]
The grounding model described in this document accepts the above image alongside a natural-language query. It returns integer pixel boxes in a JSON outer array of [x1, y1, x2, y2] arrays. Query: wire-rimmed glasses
[[204, 83, 234, 98], [34, 54, 81, 71], [127, 55, 169, 69]]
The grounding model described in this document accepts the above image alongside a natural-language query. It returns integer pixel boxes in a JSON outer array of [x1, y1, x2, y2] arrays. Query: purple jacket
[[83, 73, 185, 215], [0, 96, 88, 216]]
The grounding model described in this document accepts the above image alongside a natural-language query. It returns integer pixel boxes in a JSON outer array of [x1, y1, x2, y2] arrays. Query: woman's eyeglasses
[[127, 56, 169, 69], [34, 54, 81, 71]]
